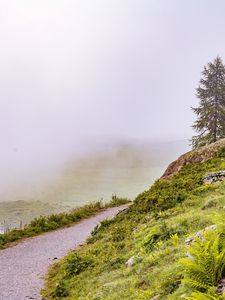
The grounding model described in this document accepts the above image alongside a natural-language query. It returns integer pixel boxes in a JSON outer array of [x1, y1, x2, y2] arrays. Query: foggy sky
[[1, 0, 225, 191]]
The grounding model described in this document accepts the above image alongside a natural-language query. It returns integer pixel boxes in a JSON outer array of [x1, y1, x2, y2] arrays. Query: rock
[[177, 166, 182, 172], [185, 225, 217, 246], [195, 232, 203, 239], [125, 253, 142, 267], [185, 237, 195, 245], [150, 296, 159, 300], [186, 253, 194, 259], [161, 138, 225, 179], [185, 232, 203, 245], [125, 257, 135, 267], [206, 224, 217, 231], [203, 170, 225, 185], [216, 278, 225, 295]]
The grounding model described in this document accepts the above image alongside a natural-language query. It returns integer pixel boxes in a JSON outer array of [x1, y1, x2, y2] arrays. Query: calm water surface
[[0, 141, 188, 228]]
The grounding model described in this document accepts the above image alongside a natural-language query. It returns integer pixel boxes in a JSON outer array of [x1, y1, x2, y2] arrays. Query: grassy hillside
[[43, 140, 225, 299]]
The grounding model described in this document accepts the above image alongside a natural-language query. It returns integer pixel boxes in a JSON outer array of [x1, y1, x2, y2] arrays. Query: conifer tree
[[192, 56, 225, 148]]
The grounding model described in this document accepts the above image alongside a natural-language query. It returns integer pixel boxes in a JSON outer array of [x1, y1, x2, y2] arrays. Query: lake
[[0, 140, 188, 230]]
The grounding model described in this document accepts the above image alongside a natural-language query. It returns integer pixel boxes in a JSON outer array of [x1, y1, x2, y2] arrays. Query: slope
[[43, 139, 225, 300]]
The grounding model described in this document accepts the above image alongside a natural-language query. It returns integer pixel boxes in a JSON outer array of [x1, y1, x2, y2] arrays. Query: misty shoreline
[[0, 140, 188, 229]]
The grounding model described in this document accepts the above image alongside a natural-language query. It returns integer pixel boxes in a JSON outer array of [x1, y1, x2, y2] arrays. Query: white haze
[[0, 0, 225, 203]]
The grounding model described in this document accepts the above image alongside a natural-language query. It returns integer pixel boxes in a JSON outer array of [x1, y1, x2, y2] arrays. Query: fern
[[187, 291, 225, 299], [187, 292, 217, 299], [180, 230, 225, 296]]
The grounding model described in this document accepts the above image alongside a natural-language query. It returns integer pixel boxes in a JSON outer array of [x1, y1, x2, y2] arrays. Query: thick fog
[[1, 0, 225, 201]]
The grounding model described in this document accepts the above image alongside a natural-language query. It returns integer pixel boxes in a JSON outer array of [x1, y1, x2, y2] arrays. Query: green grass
[[42, 148, 225, 299], [0, 197, 130, 249]]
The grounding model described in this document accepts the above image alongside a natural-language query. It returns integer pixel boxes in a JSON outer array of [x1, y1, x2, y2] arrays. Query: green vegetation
[[180, 229, 225, 299], [42, 147, 225, 299], [0, 198, 130, 249]]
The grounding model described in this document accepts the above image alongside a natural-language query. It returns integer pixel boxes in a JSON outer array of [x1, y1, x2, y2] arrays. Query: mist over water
[[0, 139, 189, 227]]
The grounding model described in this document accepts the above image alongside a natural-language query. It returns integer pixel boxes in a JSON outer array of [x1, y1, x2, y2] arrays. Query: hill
[[43, 139, 225, 300]]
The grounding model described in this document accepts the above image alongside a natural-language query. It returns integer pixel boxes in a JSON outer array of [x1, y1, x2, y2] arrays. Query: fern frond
[[180, 229, 225, 297], [187, 291, 220, 299]]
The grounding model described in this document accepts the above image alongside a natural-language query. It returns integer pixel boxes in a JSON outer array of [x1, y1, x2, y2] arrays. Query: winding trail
[[0, 204, 129, 300]]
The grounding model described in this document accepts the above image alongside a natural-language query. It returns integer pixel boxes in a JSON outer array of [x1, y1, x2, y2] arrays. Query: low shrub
[[52, 279, 69, 298], [141, 221, 183, 252], [201, 199, 218, 210], [65, 252, 93, 276], [111, 226, 127, 242]]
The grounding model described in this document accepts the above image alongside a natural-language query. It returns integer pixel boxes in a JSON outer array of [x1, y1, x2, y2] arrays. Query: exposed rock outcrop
[[203, 170, 225, 184], [161, 138, 225, 179]]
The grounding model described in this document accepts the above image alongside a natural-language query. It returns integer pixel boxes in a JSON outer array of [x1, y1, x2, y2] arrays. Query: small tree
[[191, 56, 225, 149]]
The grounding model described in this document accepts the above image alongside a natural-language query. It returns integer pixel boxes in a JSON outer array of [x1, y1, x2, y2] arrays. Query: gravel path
[[0, 205, 129, 300]]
